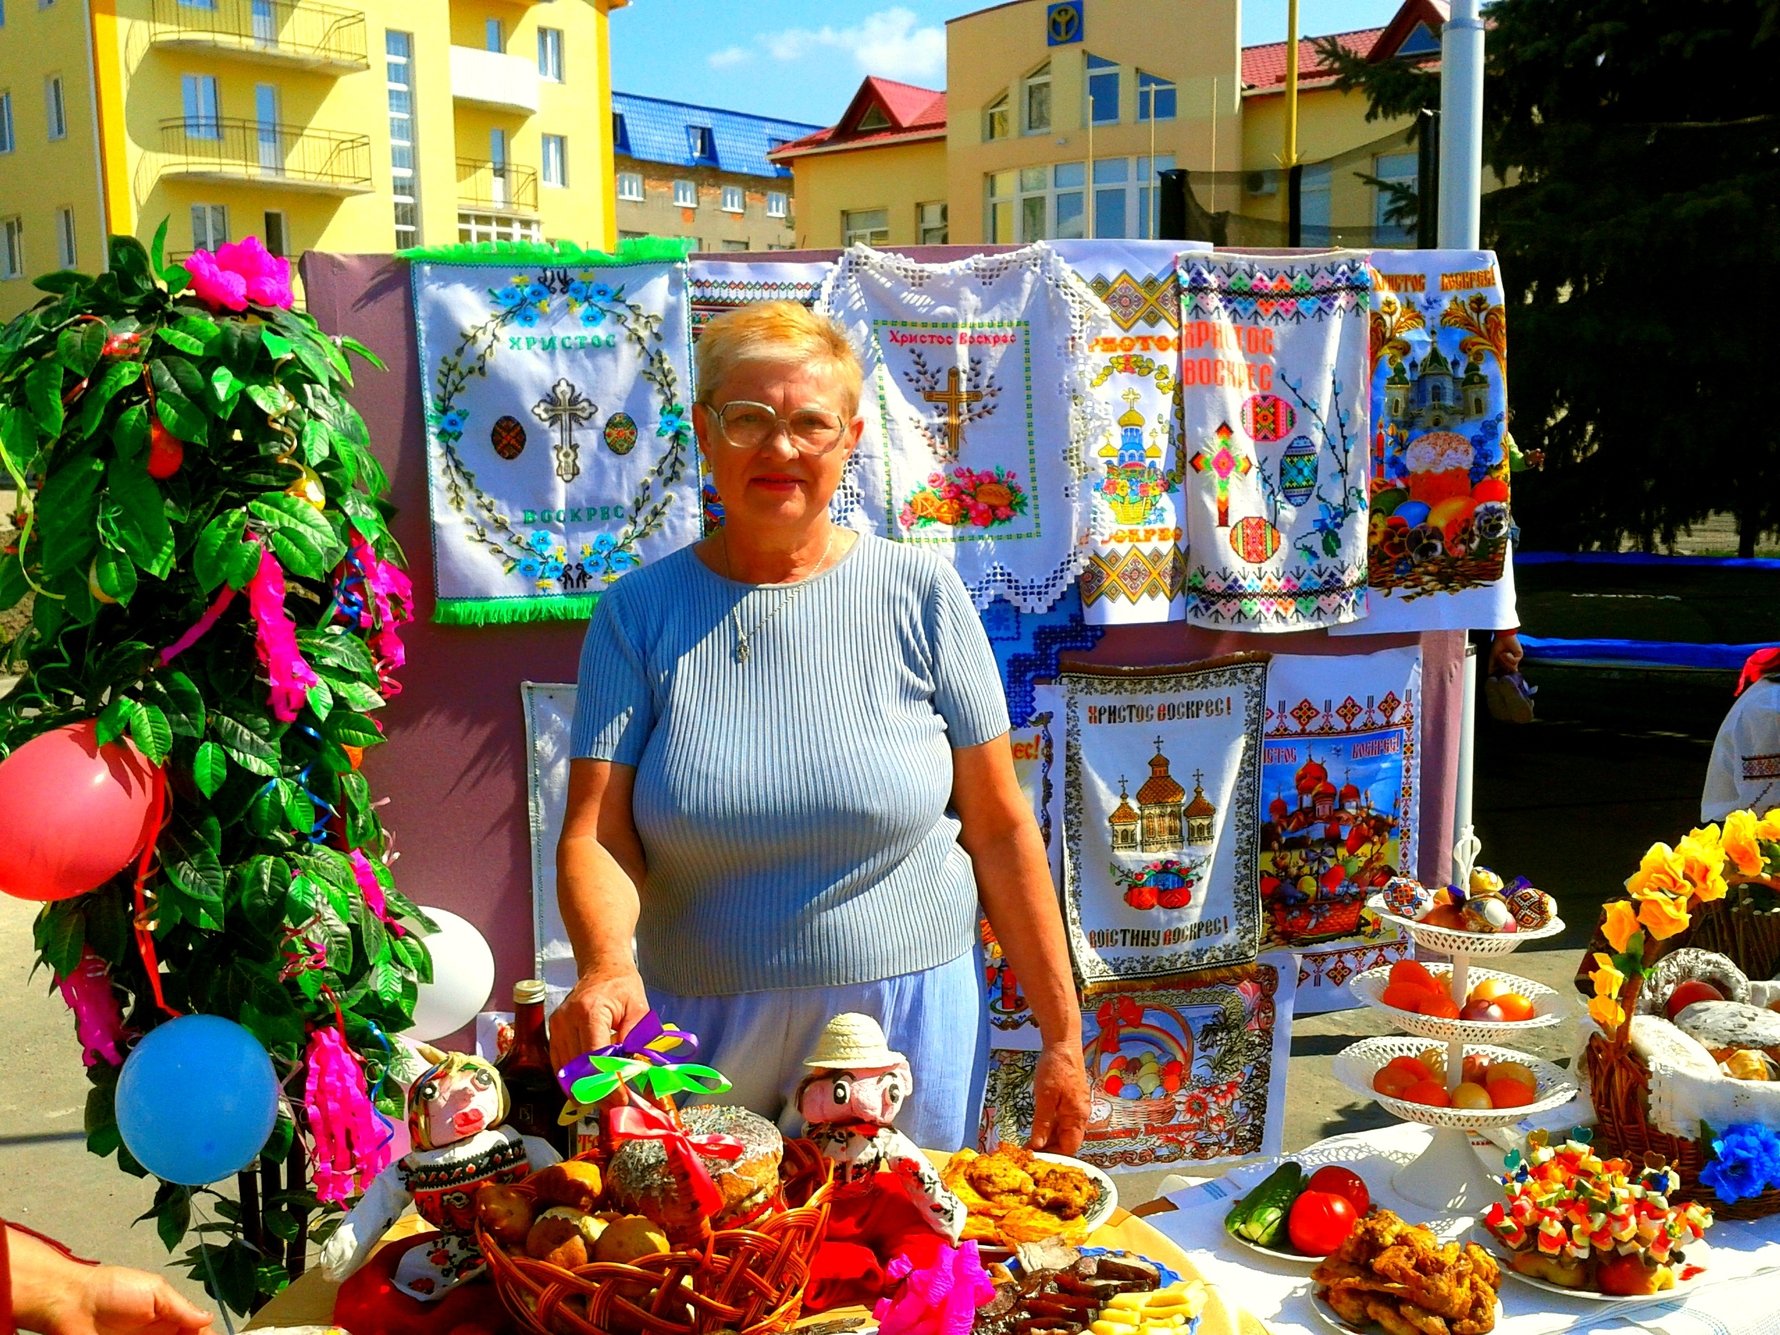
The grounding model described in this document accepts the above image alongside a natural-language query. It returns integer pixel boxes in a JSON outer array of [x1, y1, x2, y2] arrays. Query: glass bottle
[[496, 979, 569, 1155]]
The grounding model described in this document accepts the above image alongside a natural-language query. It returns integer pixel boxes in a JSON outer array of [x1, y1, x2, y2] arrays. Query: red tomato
[[1306, 1166, 1370, 1217], [1287, 1189, 1359, 1256], [1594, 1252, 1655, 1296]]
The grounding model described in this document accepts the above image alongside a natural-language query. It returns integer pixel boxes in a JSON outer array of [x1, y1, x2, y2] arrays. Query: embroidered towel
[[1177, 251, 1373, 631], [819, 242, 1115, 611], [413, 241, 698, 624]]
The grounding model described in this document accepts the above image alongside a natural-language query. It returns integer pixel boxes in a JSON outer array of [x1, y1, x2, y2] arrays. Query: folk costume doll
[[320, 1048, 560, 1301]]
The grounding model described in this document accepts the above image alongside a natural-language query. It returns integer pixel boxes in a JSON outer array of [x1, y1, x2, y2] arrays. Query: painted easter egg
[[1382, 875, 1433, 919], [1280, 435, 1318, 506], [490, 415, 526, 460], [1372, 486, 1410, 515], [1505, 885, 1555, 930], [1241, 392, 1295, 444], [1461, 894, 1517, 933], [603, 411, 639, 456], [1229, 514, 1282, 563], [1394, 500, 1431, 529], [1473, 477, 1511, 505]]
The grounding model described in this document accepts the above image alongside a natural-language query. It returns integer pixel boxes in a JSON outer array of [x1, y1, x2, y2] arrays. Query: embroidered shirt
[[570, 534, 1010, 995], [1703, 677, 1780, 822]]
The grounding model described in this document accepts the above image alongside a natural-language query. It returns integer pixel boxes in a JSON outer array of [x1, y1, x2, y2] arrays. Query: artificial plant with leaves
[[0, 227, 431, 1313]]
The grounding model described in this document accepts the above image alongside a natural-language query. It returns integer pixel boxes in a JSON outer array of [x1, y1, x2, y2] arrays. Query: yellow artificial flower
[[1602, 900, 1642, 954], [1590, 952, 1628, 1000], [1625, 843, 1690, 900], [1589, 994, 1627, 1033], [1636, 889, 1693, 941], [1723, 810, 1765, 877], [1676, 827, 1729, 902], [1756, 807, 1780, 846]]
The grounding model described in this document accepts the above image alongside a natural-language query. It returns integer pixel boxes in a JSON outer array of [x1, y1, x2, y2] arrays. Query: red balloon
[[0, 720, 159, 901]]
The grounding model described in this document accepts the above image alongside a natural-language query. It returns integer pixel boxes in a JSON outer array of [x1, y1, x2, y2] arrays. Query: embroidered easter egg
[[603, 412, 638, 456], [1382, 875, 1432, 919], [1229, 515, 1282, 564], [1505, 885, 1555, 930], [1462, 893, 1517, 934], [1280, 434, 1318, 506], [490, 415, 526, 460], [1241, 392, 1295, 443]]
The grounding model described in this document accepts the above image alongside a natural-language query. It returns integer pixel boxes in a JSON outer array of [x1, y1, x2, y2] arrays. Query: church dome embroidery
[[1134, 739, 1188, 853]]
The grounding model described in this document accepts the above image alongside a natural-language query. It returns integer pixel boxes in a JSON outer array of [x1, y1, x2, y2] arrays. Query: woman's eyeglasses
[[702, 400, 850, 455]]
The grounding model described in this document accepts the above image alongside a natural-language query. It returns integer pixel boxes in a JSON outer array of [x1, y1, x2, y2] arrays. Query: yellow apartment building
[[773, 0, 1447, 250], [0, 0, 625, 319]]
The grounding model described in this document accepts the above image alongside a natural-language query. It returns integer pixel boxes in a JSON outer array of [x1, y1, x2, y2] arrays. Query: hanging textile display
[[687, 256, 830, 342], [1259, 648, 1421, 1013], [980, 959, 1296, 1172], [980, 586, 1106, 731], [412, 240, 699, 624], [1052, 239, 1210, 625], [818, 242, 1115, 611], [1060, 656, 1270, 984], [1177, 252, 1374, 631], [520, 681, 580, 1001]]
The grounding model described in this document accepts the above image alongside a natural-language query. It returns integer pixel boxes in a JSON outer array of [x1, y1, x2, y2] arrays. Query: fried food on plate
[[1313, 1208, 1499, 1335], [941, 1147, 1095, 1248]]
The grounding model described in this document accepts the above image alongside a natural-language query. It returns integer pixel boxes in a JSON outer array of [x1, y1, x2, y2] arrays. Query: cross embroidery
[[1190, 423, 1252, 528], [922, 366, 985, 458], [532, 378, 597, 484]]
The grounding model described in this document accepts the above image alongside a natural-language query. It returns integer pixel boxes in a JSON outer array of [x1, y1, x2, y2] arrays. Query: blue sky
[[609, 1, 1406, 127]]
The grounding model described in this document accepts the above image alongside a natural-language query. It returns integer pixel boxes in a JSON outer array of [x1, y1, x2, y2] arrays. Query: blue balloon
[[1393, 501, 1431, 528], [116, 1015, 280, 1185]]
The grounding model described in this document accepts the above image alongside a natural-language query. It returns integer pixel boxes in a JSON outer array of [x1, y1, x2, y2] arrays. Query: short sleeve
[[568, 591, 654, 765], [925, 562, 1010, 748]]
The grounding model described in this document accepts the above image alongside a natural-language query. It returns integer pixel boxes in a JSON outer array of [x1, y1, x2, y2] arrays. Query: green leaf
[[144, 1183, 192, 1252], [32, 269, 86, 295], [77, 359, 144, 438], [246, 383, 289, 418], [96, 695, 138, 746], [169, 314, 220, 350], [108, 234, 152, 291], [90, 545, 138, 603], [298, 417, 333, 466], [298, 629, 377, 680], [322, 711, 382, 749], [57, 321, 107, 376], [35, 455, 103, 575], [166, 839, 225, 909], [282, 781, 315, 835], [248, 493, 345, 579], [209, 363, 243, 411], [127, 702, 172, 764], [305, 676, 333, 723], [241, 983, 305, 1055], [235, 855, 290, 931], [340, 335, 387, 372], [149, 217, 170, 274], [261, 1110, 296, 1165], [260, 330, 295, 359], [191, 740, 227, 798], [145, 670, 205, 738], [113, 401, 149, 462], [26, 360, 66, 440], [33, 900, 86, 977], [193, 509, 248, 592], [154, 327, 207, 356], [210, 712, 280, 777], [319, 674, 384, 713], [151, 354, 206, 405], [106, 456, 176, 578], [154, 389, 207, 445], [224, 536, 261, 590]]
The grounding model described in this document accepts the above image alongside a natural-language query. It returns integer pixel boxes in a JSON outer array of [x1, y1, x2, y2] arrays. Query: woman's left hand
[[1027, 1038, 1091, 1155]]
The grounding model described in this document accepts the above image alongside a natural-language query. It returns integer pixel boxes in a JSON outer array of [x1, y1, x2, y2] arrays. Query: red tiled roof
[[1241, 27, 1386, 91], [769, 77, 946, 162]]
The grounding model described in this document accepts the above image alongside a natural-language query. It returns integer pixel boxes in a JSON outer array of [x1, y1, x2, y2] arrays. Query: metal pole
[[1439, 0, 1485, 248], [1284, 0, 1301, 170]]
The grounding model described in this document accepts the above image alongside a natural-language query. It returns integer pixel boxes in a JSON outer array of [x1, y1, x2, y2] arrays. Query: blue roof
[[611, 92, 822, 180]]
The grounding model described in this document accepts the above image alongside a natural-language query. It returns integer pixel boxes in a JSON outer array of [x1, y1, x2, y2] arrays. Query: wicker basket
[[1678, 894, 1780, 981], [1585, 1033, 1780, 1222], [478, 1137, 834, 1335]]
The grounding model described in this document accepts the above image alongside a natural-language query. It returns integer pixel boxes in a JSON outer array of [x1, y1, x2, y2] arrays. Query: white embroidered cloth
[[1177, 251, 1373, 631], [818, 242, 1115, 611]]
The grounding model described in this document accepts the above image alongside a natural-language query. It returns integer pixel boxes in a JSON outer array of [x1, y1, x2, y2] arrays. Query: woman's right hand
[[549, 965, 650, 1070]]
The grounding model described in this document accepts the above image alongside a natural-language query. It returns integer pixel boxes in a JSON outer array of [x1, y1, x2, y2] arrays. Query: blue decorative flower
[[584, 532, 638, 579], [439, 408, 468, 435], [590, 282, 614, 302], [514, 304, 541, 328], [542, 559, 565, 581], [524, 281, 550, 303], [493, 283, 526, 310], [579, 304, 606, 328], [518, 557, 541, 577], [1700, 1123, 1780, 1204], [528, 529, 555, 555], [658, 405, 688, 437]]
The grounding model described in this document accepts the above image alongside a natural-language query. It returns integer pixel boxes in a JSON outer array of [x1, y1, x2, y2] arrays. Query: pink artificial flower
[[183, 236, 294, 312], [350, 848, 404, 936], [247, 543, 320, 722], [304, 1024, 394, 1203], [346, 529, 414, 694], [56, 947, 128, 1068]]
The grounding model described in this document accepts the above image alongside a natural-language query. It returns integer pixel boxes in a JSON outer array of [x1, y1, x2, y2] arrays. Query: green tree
[[1320, 1, 1780, 554]]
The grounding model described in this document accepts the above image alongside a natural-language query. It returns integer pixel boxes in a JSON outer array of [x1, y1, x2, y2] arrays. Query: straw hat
[[803, 1012, 903, 1070]]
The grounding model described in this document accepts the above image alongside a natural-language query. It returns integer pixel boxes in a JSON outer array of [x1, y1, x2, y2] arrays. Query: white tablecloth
[[1142, 1123, 1780, 1335]]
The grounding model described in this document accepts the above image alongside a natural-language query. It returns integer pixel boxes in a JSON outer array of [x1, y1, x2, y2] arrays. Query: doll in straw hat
[[796, 1013, 964, 1243]]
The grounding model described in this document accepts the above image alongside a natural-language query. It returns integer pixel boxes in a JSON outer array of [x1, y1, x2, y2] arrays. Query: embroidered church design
[[1136, 740, 1188, 853]]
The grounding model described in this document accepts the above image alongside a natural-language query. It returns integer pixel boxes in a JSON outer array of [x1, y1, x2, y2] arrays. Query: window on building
[[1135, 152, 1176, 238], [612, 112, 628, 152], [45, 74, 66, 140], [178, 0, 218, 9], [984, 93, 1009, 142], [537, 27, 563, 81], [987, 170, 1013, 243], [180, 74, 218, 140], [262, 210, 287, 258], [542, 133, 566, 187], [1372, 150, 1418, 245], [616, 170, 643, 201], [1299, 162, 1332, 244], [54, 206, 74, 267], [1137, 70, 1175, 122], [721, 239, 748, 252], [458, 212, 540, 244], [1092, 157, 1128, 237], [617, 229, 646, 242], [190, 203, 227, 251], [0, 2, 6, 29], [386, 31, 418, 248], [765, 190, 787, 218], [0, 93, 12, 154], [1, 216, 22, 279], [1023, 62, 1051, 134], [673, 179, 696, 207], [1086, 53, 1119, 125], [993, 162, 1088, 244], [856, 104, 889, 132], [721, 185, 743, 213], [484, 17, 502, 51], [918, 200, 947, 245], [687, 126, 714, 161], [842, 208, 888, 246]]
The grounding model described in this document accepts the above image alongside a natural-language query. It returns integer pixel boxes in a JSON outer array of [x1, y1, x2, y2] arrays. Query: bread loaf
[[1627, 1014, 1720, 1078], [1674, 1000, 1780, 1059]]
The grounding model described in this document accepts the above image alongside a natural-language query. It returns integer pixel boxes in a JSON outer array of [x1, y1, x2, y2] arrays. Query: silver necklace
[[721, 529, 836, 663]]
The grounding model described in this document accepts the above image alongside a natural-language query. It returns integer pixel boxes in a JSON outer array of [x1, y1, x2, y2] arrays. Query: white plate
[[1309, 1290, 1504, 1335], [1474, 1226, 1710, 1304], [1034, 1150, 1119, 1235], [1226, 1228, 1321, 1265]]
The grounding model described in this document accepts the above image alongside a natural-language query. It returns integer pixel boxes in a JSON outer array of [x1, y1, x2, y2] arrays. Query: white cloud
[[754, 7, 945, 85], [706, 45, 753, 69]]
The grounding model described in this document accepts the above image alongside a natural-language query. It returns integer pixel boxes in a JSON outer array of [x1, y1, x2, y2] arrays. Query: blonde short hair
[[695, 301, 864, 416]]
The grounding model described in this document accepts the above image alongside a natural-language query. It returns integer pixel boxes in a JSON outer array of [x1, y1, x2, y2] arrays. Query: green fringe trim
[[397, 236, 693, 267], [433, 595, 597, 626]]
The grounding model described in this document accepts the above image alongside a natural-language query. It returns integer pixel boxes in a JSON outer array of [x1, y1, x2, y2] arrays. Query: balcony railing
[[160, 118, 373, 194], [148, 0, 368, 70], [457, 158, 538, 215]]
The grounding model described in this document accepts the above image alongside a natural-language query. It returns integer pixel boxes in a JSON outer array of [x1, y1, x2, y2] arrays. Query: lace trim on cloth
[[818, 242, 1116, 612]]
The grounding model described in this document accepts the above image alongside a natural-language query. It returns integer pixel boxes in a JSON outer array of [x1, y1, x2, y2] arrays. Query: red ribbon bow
[[606, 1101, 745, 1219]]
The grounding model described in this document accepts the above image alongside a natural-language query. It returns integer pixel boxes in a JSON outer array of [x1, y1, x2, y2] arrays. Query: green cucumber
[[1224, 1161, 1306, 1248]]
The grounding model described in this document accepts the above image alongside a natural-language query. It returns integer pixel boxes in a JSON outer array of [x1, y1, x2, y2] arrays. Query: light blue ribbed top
[[569, 534, 1010, 996]]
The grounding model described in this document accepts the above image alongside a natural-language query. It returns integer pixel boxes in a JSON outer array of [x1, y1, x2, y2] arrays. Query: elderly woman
[[551, 301, 1088, 1152]]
